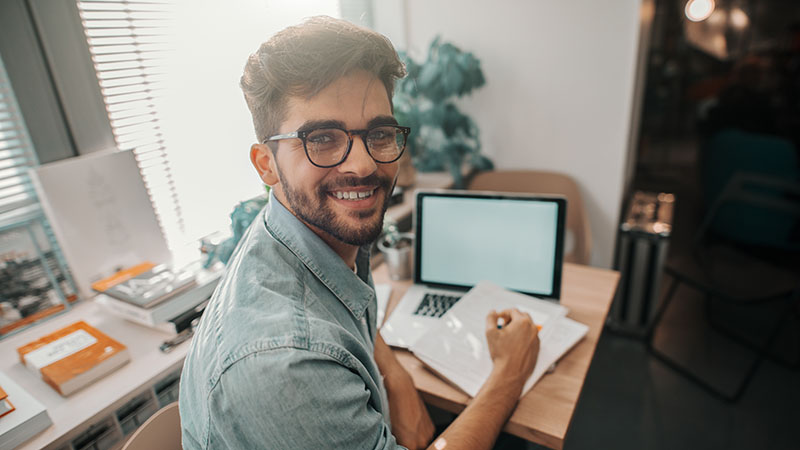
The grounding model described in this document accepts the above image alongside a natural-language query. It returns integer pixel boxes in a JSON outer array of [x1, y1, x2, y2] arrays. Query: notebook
[[380, 189, 567, 349], [410, 281, 588, 397]]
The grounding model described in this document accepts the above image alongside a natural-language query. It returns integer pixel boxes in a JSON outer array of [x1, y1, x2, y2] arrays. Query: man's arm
[[378, 308, 539, 450], [204, 348, 403, 450], [374, 334, 436, 449], [426, 308, 540, 450]]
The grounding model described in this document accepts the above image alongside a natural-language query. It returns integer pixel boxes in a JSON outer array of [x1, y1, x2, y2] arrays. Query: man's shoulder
[[182, 213, 359, 382]]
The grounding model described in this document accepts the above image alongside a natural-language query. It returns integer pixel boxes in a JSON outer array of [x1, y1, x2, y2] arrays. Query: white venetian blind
[[0, 54, 41, 225], [75, 0, 184, 249]]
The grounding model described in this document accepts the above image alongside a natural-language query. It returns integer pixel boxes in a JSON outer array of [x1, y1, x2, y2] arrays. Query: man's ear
[[250, 143, 280, 186]]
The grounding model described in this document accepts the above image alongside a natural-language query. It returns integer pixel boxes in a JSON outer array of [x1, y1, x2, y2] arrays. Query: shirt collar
[[263, 191, 374, 320]]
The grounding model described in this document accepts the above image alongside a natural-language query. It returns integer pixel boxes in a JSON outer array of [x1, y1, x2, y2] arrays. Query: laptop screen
[[415, 191, 566, 299]]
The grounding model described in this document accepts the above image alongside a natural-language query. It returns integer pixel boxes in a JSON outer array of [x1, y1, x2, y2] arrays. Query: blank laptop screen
[[417, 194, 563, 297]]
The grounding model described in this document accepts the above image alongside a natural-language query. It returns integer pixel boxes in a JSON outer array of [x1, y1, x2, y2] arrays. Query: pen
[[496, 317, 505, 329]]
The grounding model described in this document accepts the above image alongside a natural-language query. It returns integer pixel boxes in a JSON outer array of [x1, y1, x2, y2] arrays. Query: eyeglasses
[[264, 125, 411, 168]]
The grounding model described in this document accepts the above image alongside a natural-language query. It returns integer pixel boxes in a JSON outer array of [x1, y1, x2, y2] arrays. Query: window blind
[[0, 54, 41, 226], [75, 0, 184, 249], [0, 51, 76, 309]]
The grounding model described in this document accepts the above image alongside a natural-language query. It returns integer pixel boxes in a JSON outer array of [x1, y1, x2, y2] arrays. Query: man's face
[[258, 70, 399, 246]]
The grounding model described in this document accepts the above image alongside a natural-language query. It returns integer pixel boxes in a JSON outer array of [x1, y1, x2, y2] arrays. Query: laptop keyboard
[[412, 293, 462, 318]]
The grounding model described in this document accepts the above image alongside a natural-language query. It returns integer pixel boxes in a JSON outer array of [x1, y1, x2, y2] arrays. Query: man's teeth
[[334, 189, 375, 200]]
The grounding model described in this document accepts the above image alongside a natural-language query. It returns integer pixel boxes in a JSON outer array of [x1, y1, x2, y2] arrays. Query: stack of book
[[0, 371, 52, 448], [17, 321, 130, 397], [93, 263, 221, 334]]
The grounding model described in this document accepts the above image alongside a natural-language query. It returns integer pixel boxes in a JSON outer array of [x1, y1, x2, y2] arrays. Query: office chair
[[121, 402, 181, 450], [645, 130, 800, 402], [467, 170, 592, 264]]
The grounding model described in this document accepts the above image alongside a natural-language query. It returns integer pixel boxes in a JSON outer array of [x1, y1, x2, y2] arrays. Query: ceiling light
[[730, 8, 749, 29], [685, 0, 715, 22]]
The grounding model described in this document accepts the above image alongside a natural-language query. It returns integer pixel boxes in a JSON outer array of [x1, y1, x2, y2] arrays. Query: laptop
[[380, 189, 567, 349]]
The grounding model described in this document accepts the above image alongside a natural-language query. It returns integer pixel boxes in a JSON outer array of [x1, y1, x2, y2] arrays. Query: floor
[[565, 308, 799, 450], [555, 142, 800, 449]]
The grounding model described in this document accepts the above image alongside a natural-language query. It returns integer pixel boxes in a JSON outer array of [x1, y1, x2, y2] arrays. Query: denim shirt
[[179, 194, 401, 449]]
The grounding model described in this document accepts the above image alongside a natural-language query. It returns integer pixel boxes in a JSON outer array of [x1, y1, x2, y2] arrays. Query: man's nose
[[337, 135, 377, 177]]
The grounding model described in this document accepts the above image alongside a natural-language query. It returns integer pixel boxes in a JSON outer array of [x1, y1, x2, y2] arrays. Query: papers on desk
[[410, 281, 588, 398], [374, 283, 392, 326]]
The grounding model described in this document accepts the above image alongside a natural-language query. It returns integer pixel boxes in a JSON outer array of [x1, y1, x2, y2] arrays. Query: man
[[179, 16, 540, 450]]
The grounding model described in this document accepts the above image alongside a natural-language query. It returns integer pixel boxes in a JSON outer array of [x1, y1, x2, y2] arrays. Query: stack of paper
[[92, 262, 197, 309], [95, 264, 221, 332], [410, 281, 588, 398]]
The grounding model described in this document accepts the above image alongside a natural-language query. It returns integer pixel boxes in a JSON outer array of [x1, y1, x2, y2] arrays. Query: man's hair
[[241, 16, 406, 145]]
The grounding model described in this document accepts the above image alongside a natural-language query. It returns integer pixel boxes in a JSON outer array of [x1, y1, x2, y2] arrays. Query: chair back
[[467, 170, 592, 264], [702, 129, 799, 250], [122, 402, 181, 450]]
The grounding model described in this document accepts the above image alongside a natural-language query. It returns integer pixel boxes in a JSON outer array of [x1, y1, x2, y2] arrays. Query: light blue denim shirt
[[179, 194, 401, 449]]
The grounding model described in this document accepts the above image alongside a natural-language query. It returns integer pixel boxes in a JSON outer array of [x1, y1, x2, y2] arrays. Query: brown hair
[[240, 16, 406, 146]]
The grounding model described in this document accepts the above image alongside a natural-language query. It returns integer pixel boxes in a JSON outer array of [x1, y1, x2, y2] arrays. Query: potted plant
[[377, 217, 413, 280], [393, 37, 493, 188]]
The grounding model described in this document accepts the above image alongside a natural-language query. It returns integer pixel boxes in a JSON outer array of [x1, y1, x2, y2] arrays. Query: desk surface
[[373, 263, 619, 450], [0, 301, 190, 450]]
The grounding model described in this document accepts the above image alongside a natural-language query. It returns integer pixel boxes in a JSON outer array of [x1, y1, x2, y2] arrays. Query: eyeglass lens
[[305, 126, 406, 167]]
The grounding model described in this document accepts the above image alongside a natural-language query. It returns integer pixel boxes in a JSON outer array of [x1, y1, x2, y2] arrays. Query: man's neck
[[314, 229, 360, 270]]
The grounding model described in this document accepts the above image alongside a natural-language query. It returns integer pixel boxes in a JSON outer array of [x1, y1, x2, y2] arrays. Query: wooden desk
[[374, 263, 619, 450]]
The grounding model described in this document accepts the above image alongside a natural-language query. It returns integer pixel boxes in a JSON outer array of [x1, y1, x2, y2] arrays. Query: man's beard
[[277, 169, 394, 246]]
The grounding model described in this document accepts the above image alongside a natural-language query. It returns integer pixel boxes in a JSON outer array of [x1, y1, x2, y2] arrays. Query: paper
[[410, 281, 587, 398], [374, 283, 392, 326]]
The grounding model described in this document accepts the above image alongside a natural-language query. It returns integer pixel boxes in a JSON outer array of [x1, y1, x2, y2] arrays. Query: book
[[153, 299, 209, 335], [409, 281, 587, 398], [95, 267, 220, 328], [0, 371, 52, 448], [0, 385, 15, 419], [16, 321, 130, 396], [30, 150, 171, 299], [91, 262, 197, 309]]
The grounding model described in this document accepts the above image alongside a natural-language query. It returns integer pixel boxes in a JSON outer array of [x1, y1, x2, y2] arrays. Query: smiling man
[[179, 16, 540, 450]]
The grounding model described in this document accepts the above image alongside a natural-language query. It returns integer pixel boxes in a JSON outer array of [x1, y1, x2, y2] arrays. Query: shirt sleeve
[[204, 347, 406, 450]]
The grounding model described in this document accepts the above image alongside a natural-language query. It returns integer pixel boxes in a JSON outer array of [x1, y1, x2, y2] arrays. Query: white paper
[[374, 283, 392, 326], [23, 329, 97, 370], [410, 281, 587, 398]]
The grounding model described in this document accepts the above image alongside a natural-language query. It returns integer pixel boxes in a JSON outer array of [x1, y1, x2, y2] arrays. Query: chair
[[644, 132, 800, 402], [122, 402, 181, 450], [467, 170, 592, 265]]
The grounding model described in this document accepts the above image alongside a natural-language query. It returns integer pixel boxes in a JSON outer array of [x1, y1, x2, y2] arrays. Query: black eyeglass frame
[[263, 125, 411, 168]]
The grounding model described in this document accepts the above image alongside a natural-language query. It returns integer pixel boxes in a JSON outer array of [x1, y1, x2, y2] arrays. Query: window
[[0, 52, 77, 336], [0, 55, 41, 224], [76, 0, 183, 249], [75, 0, 355, 248]]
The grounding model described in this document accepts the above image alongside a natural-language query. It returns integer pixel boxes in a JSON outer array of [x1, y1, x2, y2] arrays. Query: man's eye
[[368, 128, 394, 141], [308, 132, 336, 144]]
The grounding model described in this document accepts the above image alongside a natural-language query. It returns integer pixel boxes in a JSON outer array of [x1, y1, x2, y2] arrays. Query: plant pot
[[377, 233, 414, 280]]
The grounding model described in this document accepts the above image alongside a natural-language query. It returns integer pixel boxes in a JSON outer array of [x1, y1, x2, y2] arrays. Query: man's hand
[[416, 309, 541, 450], [485, 309, 540, 387], [374, 335, 435, 449]]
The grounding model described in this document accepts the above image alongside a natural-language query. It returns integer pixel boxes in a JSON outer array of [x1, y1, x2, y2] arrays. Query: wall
[[375, 0, 643, 267]]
